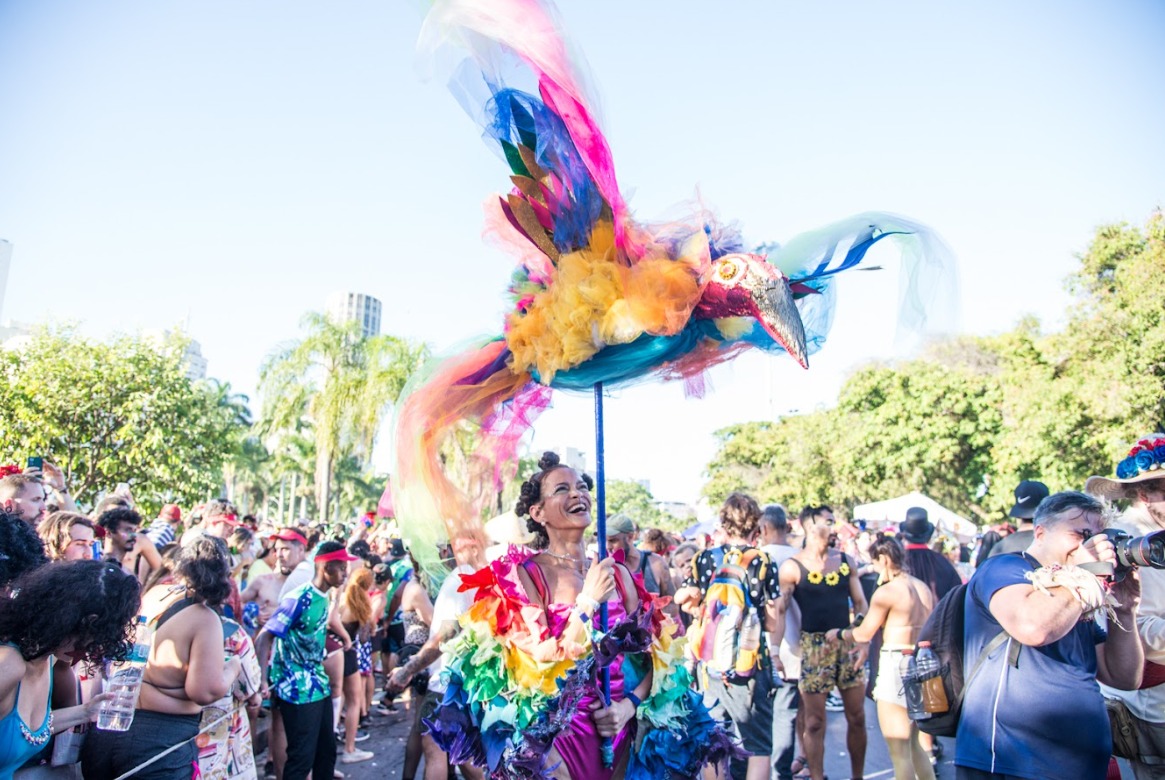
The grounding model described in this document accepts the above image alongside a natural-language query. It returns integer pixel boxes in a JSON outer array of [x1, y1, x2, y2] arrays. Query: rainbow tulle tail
[[389, 338, 551, 585]]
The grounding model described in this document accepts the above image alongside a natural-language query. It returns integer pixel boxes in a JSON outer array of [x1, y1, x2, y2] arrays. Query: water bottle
[[915, 641, 950, 714], [899, 648, 929, 720], [735, 610, 761, 676], [97, 616, 152, 731]]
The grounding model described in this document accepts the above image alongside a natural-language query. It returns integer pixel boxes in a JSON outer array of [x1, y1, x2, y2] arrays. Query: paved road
[[320, 692, 958, 780]]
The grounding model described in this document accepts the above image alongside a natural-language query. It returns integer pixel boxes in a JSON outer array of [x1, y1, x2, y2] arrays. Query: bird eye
[[716, 258, 743, 283]]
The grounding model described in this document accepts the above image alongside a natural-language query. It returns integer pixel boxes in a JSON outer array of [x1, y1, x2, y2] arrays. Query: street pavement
[[321, 691, 959, 780]]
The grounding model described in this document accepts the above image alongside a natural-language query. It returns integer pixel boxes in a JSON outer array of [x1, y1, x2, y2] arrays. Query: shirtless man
[[241, 567, 287, 628], [847, 534, 935, 780]]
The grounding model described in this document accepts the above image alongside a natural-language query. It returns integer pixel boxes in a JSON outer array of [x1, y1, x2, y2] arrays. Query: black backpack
[[912, 582, 1015, 737]]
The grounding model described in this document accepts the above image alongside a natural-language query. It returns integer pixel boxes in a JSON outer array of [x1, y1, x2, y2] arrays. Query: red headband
[[316, 548, 359, 564]]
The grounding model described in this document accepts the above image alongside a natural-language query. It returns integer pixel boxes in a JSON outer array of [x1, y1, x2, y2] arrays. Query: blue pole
[[594, 381, 613, 768]]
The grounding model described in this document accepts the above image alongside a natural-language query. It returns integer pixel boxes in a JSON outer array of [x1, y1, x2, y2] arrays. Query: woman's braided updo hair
[[514, 452, 594, 550]]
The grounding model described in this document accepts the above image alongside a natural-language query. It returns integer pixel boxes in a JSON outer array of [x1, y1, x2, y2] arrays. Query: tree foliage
[[605, 478, 687, 533], [257, 312, 427, 523], [0, 327, 248, 513], [704, 211, 1165, 524]]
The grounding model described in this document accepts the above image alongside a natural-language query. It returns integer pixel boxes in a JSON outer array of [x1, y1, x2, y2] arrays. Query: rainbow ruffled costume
[[392, 0, 958, 582], [425, 547, 740, 779]]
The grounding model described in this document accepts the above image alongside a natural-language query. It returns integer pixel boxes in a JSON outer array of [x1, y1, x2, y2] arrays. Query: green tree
[[604, 478, 685, 533], [258, 312, 426, 523], [0, 327, 247, 513]]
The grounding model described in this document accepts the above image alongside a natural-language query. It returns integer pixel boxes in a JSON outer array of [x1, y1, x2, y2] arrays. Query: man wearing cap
[[1089, 434, 1165, 779], [146, 503, 183, 547], [606, 513, 676, 614], [272, 527, 314, 599], [987, 480, 1050, 559], [180, 498, 241, 545], [257, 540, 359, 780]]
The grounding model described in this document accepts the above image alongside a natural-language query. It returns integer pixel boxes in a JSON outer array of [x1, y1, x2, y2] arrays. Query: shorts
[[357, 640, 373, 676], [384, 622, 405, 655], [343, 646, 358, 677], [704, 672, 775, 757], [325, 631, 343, 657], [798, 631, 866, 695], [872, 647, 908, 706]]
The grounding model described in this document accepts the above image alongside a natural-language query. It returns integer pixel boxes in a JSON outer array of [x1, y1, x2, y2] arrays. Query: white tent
[[851, 491, 977, 543]]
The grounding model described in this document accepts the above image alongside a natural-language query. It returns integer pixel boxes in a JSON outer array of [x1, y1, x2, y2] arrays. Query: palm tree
[[258, 312, 426, 523]]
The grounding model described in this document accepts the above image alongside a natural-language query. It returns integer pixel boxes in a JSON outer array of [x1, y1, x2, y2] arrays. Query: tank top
[[637, 553, 660, 595], [0, 651, 53, 780], [791, 554, 854, 633]]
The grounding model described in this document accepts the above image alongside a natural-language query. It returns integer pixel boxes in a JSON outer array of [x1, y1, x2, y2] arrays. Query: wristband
[[625, 690, 641, 709], [575, 594, 600, 615]]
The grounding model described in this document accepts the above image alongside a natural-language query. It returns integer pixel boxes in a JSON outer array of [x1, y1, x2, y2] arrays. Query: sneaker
[[263, 760, 276, 780], [334, 770, 345, 779], [824, 692, 845, 712], [375, 701, 397, 714], [931, 739, 944, 765], [339, 749, 375, 764], [335, 728, 371, 743]]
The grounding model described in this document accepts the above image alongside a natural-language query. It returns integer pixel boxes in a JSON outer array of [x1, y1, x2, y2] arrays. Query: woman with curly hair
[[37, 511, 96, 562], [0, 560, 140, 778], [82, 535, 242, 780], [0, 509, 48, 588], [428, 452, 739, 779]]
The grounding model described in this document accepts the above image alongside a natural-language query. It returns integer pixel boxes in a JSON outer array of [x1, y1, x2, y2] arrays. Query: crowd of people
[[0, 432, 1162, 780]]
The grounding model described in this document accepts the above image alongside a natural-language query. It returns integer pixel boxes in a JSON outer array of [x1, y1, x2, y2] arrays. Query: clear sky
[[2, 0, 1162, 511]]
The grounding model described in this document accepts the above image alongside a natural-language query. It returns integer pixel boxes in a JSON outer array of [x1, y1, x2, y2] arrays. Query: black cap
[[389, 538, 407, 559], [901, 507, 934, 544], [1009, 480, 1049, 520]]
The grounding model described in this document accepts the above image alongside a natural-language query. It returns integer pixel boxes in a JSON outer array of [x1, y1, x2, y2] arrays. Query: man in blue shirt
[[956, 491, 1143, 780]]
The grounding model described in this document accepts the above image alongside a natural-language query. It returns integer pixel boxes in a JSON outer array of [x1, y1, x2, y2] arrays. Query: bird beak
[[750, 277, 809, 369]]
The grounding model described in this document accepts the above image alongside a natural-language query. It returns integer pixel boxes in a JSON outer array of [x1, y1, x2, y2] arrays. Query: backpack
[[690, 546, 766, 679], [911, 582, 1015, 737]]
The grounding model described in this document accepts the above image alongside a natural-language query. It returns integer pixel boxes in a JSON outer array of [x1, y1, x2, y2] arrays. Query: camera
[[1093, 528, 1165, 580]]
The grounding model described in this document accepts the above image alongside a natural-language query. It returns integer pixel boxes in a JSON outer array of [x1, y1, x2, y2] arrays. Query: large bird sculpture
[[393, 0, 957, 580]]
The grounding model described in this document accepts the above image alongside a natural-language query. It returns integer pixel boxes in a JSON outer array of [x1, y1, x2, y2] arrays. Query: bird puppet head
[[693, 253, 810, 369]]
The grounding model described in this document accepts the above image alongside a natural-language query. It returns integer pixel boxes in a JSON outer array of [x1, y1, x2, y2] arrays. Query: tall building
[[325, 292, 382, 339], [145, 329, 208, 380]]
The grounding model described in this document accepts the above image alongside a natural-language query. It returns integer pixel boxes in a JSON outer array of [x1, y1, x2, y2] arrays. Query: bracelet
[[571, 606, 591, 624], [625, 690, 641, 709], [575, 594, 600, 615]]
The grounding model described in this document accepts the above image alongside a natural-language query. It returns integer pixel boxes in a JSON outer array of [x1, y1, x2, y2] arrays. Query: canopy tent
[[852, 491, 978, 543]]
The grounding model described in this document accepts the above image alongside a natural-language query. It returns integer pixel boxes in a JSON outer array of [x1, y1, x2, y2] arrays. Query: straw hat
[[1085, 434, 1165, 500]]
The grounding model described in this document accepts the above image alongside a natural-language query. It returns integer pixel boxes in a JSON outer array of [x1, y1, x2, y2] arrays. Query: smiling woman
[[425, 450, 741, 779]]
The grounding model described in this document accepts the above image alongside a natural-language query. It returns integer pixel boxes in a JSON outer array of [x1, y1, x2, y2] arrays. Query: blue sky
[[2, 0, 1162, 509]]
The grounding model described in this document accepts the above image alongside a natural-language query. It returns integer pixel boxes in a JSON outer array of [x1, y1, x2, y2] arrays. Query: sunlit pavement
[[329, 692, 957, 780]]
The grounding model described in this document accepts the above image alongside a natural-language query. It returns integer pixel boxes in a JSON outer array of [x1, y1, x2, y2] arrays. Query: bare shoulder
[[0, 646, 27, 690], [778, 557, 801, 587]]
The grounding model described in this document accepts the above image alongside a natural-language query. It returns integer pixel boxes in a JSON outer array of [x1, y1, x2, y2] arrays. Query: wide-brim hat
[[1086, 434, 1165, 500], [900, 507, 935, 544]]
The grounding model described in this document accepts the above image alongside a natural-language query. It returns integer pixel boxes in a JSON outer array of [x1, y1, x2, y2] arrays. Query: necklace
[[19, 711, 52, 747], [540, 550, 587, 570]]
